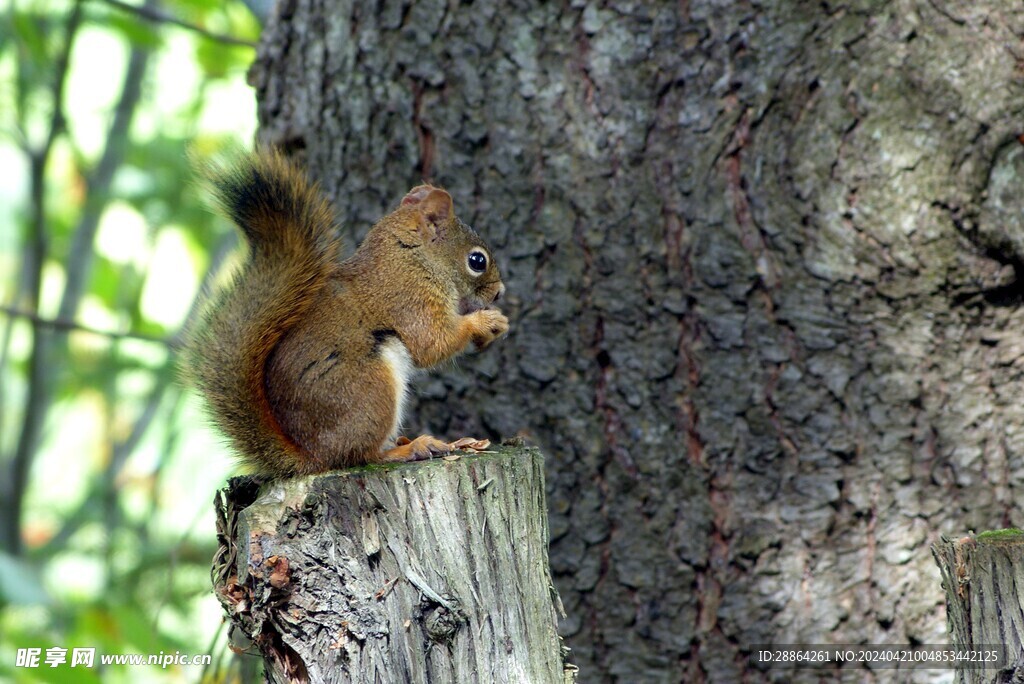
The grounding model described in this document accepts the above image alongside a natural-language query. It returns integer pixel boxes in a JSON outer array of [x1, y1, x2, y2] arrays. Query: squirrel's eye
[[467, 250, 488, 274]]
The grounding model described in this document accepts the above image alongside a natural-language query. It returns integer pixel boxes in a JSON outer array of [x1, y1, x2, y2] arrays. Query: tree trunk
[[248, 1, 1024, 680], [933, 532, 1024, 684], [213, 447, 574, 683]]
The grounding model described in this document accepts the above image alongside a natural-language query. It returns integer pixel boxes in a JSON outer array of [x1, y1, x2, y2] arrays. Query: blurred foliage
[[0, 0, 261, 681]]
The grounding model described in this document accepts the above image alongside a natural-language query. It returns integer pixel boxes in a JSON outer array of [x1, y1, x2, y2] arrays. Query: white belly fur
[[379, 337, 415, 442]]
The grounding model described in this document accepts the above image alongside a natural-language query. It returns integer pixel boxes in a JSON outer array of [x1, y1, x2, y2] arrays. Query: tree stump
[[213, 445, 576, 683], [932, 531, 1024, 684]]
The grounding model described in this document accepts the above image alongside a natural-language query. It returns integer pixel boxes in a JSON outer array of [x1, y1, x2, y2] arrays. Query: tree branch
[[2, 0, 85, 557], [0, 306, 174, 346], [96, 0, 258, 48]]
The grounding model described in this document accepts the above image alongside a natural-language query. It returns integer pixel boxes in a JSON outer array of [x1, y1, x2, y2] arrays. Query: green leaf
[[165, 0, 224, 13], [194, 40, 243, 79], [89, 256, 128, 310], [10, 11, 49, 64], [101, 12, 162, 50]]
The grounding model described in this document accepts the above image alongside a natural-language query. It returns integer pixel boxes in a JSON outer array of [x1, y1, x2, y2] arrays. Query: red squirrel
[[182, 150, 508, 476]]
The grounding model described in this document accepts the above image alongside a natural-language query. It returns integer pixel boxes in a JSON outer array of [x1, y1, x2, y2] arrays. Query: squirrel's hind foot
[[380, 435, 452, 462]]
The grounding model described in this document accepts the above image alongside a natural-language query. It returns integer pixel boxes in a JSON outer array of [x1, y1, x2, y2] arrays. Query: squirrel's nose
[[493, 284, 505, 303]]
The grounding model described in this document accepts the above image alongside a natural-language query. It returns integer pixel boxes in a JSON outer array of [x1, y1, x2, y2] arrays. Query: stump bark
[[213, 445, 576, 684], [932, 531, 1024, 684]]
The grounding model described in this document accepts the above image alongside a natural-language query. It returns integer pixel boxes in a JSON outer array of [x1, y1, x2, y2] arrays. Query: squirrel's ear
[[401, 185, 453, 240]]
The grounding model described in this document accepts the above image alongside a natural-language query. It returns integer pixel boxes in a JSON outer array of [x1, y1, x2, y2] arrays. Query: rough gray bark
[[933, 532, 1024, 684], [213, 447, 573, 683], [248, 1, 1024, 681]]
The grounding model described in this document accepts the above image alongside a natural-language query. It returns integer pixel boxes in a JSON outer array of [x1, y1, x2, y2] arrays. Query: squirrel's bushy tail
[[183, 149, 340, 475]]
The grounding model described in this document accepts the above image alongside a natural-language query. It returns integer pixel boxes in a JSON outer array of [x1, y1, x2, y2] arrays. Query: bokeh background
[[1, 1, 264, 681]]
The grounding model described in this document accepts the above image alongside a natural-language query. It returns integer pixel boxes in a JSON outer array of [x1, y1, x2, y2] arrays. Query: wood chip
[[449, 437, 491, 451]]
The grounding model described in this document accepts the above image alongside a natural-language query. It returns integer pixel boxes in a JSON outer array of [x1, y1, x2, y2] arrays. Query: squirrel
[[182, 149, 508, 477]]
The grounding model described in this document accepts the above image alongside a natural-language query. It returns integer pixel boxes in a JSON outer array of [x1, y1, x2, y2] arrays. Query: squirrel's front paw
[[468, 308, 509, 349]]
